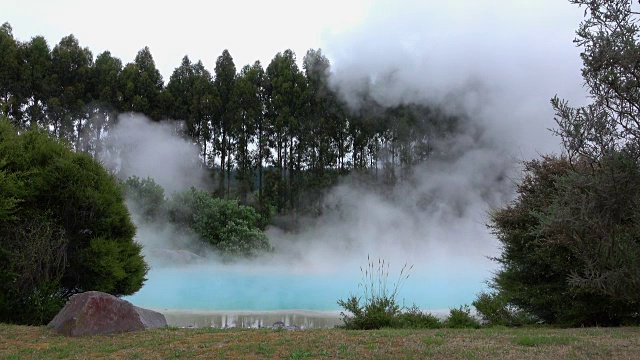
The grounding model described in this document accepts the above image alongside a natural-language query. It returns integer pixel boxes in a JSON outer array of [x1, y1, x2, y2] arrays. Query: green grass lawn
[[1, 323, 639, 359]]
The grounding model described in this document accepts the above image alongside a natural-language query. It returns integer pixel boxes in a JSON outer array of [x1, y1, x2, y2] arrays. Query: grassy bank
[[1, 323, 639, 359]]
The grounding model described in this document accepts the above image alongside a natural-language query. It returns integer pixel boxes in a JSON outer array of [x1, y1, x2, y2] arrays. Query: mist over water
[[120, 1, 588, 314], [118, 112, 512, 312]]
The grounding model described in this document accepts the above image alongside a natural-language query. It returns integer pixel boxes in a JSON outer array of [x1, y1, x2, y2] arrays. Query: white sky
[[4, 1, 582, 79], [3, 0, 371, 79]]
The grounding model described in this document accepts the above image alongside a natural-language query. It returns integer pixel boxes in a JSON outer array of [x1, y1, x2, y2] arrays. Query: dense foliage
[[490, 155, 640, 326], [472, 291, 536, 327], [121, 176, 166, 222], [0, 22, 461, 219], [0, 118, 147, 325], [486, 0, 640, 327], [166, 188, 273, 257], [122, 176, 272, 257]]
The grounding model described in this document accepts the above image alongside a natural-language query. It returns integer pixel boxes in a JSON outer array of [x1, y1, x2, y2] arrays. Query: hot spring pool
[[124, 264, 487, 327]]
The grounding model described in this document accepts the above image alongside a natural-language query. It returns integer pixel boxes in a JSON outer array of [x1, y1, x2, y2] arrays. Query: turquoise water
[[124, 264, 488, 311]]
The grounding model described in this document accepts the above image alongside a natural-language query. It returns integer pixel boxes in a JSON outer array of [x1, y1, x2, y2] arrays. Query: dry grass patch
[[1, 323, 640, 359]]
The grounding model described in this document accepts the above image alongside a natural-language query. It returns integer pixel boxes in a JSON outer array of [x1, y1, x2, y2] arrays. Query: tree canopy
[[0, 23, 462, 221], [488, 0, 640, 326], [0, 117, 147, 325]]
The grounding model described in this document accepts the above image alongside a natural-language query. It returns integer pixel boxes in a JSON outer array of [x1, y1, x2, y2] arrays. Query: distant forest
[[0, 22, 462, 220]]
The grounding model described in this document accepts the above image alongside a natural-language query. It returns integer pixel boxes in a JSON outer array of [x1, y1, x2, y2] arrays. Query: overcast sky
[[4, 0, 588, 155], [3, 0, 370, 79], [4, 1, 581, 75]]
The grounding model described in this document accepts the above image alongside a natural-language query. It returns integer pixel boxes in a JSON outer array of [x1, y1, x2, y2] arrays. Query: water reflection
[[162, 310, 343, 329]]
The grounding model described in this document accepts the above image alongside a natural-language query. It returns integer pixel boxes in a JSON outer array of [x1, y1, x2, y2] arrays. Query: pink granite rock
[[48, 291, 167, 336]]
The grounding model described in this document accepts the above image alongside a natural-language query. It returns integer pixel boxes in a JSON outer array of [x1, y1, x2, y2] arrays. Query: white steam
[[125, 1, 590, 311], [324, 0, 587, 158], [102, 113, 208, 194], [98, 114, 211, 261]]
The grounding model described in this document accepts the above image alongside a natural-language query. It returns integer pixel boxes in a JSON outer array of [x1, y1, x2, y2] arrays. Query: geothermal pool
[[124, 263, 487, 328]]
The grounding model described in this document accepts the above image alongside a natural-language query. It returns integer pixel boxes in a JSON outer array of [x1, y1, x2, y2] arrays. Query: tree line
[[0, 22, 460, 220]]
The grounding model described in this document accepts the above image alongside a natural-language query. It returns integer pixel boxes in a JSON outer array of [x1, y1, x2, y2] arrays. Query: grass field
[[1, 323, 639, 359]]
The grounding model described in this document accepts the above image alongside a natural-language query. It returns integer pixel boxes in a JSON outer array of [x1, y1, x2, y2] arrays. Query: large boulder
[[48, 291, 167, 336]]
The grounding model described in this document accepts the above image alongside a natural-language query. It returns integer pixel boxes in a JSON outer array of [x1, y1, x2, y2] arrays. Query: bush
[[395, 304, 443, 329], [337, 257, 412, 330], [445, 305, 480, 329], [0, 213, 68, 324], [472, 291, 536, 327], [0, 119, 148, 325], [166, 188, 273, 257], [120, 176, 166, 223], [338, 294, 399, 330], [490, 155, 640, 326]]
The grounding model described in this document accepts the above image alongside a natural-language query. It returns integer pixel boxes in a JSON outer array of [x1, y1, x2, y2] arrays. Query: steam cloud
[[102, 114, 209, 195], [123, 1, 590, 312]]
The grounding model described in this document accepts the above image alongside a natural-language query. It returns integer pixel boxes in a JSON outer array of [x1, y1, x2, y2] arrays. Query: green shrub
[[445, 305, 481, 329], [490, 155, 640, 326], [120, 176, 166, 222], [338, 294, 399, 330], [0, 119, 148, 325], [472, 291, 537, 327], [166, 188, 273, 257], [395, 304, 443, 329], [337, 257, 411, 330]]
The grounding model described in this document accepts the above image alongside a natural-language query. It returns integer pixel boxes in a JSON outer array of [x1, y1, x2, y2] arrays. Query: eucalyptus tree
[[48, 34, 93, 146], [167, 56, 195, 124], [120, 46, 165, 120], [0, 23, 20, 122], [213, 49, 237, 197], [347, 99, 386, 177], [265, 49, 308, 212], [190, 60, 216, 166], [299, 49, 351, 212], [349, 112, 374, 172], [167, 56, 216, 165], [248, 61, 269, 208], [86, 51, 123, 156], [230, 63, 264, 203], [303, 49, 332, 172], [19, 35, 52, 129]]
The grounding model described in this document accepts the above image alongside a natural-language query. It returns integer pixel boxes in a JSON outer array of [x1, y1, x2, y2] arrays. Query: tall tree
[[19, 36, 52, 128], [86, 51, 123, 156], [213, 49, 236, 197], [190, 60, 216, 166], [549, 0, 640, 301], [265, 49, 307, 213], [167, 56, 216, 165], [231, 62, 264, 203], [120, 46, 164, 120], [167, 56, 194, 123], [0, 23, 20, 122], [300, 49, 347, 212], [489, 0, 640, 326], [48, 34, 93, 145]]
